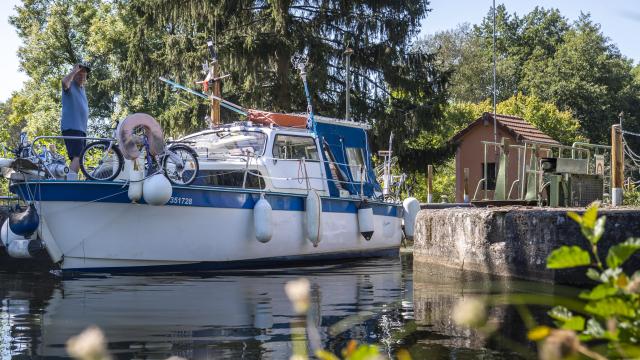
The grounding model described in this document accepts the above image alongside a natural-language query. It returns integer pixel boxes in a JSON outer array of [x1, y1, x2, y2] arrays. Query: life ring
[[116, 113, 165, 160]]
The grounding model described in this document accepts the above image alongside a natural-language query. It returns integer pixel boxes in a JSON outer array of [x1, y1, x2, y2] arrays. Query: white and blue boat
[[2, 111, 419, 272]]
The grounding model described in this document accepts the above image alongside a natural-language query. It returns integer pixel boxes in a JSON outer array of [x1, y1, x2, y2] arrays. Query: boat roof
[[247, 110, 371, 130]]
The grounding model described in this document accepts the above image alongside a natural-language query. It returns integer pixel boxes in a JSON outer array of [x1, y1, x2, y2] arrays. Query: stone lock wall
[[413, 206, 640, 284]]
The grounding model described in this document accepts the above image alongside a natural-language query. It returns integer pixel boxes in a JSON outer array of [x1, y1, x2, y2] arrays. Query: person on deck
[[61, 63, 90, 179]]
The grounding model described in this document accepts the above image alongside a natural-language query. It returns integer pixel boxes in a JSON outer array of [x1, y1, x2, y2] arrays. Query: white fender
[[305, 190, 321, 247], [7, 239, 33, 258], [357, 205, 374, 241], [254, 194, 273, 243], [402, 197, 420, 240], [1, 219, 22, 247], [0, 158, 14, 168], [143, 173, 172, 206], [126, 160, 143, 203]]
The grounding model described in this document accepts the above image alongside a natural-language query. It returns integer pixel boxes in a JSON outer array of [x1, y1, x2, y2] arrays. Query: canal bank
[[413, 206, 640, 284]]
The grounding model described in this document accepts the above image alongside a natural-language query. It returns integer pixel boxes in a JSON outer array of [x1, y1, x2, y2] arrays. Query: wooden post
[[427, 165, 433, 203], [463, 168, 470, 203], [611, 124, 624, 206]]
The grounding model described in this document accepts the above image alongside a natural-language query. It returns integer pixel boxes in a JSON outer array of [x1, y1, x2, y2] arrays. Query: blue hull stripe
[[11, 181, 401, 217], [63, 247, 400, 273]]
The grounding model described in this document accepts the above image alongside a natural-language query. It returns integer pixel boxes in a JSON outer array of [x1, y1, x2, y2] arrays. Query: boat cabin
[[180, 114, 380, 198]]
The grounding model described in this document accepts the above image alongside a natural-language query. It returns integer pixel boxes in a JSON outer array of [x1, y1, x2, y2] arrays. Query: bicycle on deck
[[79, 122, 199, 185]]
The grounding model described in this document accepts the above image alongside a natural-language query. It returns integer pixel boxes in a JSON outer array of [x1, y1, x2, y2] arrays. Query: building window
[[481, 162, 496, 189], [272, 135, 319, 160]]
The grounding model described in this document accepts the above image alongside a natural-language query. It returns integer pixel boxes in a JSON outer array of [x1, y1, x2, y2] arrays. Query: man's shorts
[[62, 129, 86, 160]]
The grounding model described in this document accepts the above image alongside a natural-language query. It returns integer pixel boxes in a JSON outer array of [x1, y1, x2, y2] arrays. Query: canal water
[[0, 254, 538, 359]]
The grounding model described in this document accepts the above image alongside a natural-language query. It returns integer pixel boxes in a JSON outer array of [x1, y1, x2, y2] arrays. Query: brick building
[[450, 112, 560, 202]]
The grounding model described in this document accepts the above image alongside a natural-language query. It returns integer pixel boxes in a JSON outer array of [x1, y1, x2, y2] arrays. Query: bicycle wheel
[[80, 141, 124, 181], [162, 145, 199, 185]]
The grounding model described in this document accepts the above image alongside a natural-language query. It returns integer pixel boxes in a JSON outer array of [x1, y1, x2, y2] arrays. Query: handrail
[[571, 142, 611, 150], [33, 135, 114, 147], [508, 179, 520, 200], [473, 178, 486, 201]]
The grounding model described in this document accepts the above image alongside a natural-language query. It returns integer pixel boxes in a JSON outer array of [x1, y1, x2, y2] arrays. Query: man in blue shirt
[[61, 63, 90, 177]]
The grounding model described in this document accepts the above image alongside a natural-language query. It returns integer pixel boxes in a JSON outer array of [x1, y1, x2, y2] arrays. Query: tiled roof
[[451, 112, 561, 145]]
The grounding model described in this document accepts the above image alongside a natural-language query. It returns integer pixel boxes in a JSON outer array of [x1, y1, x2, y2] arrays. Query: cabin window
[[481, 162, 496, 189], [272, 135, 319, 160], [345, 147, 366, 182], [192, 170, 265, 189], [183, 130, 267, 158]]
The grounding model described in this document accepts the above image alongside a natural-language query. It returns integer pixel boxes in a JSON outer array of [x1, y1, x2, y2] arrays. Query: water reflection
[[0, 258, 407, 359], [0, 255, 543, 359]]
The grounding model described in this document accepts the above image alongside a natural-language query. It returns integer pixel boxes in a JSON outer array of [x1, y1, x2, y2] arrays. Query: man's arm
[[62, 64, 82, 91]]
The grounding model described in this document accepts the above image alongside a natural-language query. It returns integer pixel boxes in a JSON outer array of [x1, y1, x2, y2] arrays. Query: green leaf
[[586, 268, 601, 282], [585, 298, 636, 318], [582, 202, 600, 229], [591, 216, 606, 244], [567, 211, 582, 225], [606, 238, 640, 269], [562, 316, 586, 331], [547, 246, 592, 269], [579, 283, 618, 300]]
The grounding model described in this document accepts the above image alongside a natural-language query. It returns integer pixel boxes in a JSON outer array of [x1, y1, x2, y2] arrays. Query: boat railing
[[199, 154, 380, 198], [32, 135, 115, 147]]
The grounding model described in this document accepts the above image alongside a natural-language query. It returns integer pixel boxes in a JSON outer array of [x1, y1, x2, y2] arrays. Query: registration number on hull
[[168, 197, 193, 206]]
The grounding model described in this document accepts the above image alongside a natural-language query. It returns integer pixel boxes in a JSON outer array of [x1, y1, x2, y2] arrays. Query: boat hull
[[11, 181, 403, 271]]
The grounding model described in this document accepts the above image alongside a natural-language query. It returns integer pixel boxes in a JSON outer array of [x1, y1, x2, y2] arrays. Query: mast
[[344, 47, 353, 121], [207, 41, 222, 127]]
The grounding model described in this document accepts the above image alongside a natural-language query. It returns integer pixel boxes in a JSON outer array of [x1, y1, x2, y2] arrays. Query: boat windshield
[[185, 130, 267, 158]]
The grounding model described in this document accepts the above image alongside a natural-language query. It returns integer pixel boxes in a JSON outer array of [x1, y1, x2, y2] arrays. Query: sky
[[1, 0, 639, 102]]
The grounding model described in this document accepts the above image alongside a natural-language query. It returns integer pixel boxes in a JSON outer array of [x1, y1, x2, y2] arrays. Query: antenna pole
[[492, 0, 497, 145], [344, 47, 353, 121]]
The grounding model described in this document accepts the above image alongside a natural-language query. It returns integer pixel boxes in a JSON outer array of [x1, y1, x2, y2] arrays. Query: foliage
[[623, 183, 640, 206], [496, 93, 585, 145], [10, 0, 116, 137], [419, 6, 640, 145], [8, 0, 450, 169], [539, 202, 640, 358], [406, 157, 456, 203], [0, 99, 25, 148], [522, 15, 640, 144]]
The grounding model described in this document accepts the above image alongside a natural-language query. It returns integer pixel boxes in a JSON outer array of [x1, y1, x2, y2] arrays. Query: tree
[[10, 0, 451, 172], [423, 5, 640, 145], [417, 24, 493, 103], [99, 0, 438, 133], [9, 0, 117, 138], [522, 14, 640, 143]]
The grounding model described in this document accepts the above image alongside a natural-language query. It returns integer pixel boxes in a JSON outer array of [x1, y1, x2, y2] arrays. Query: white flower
[[66, 326, 111, 360], [452, 297, 487, 328], [285, 278, 311, 314]]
